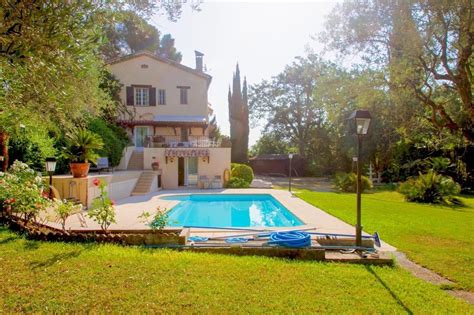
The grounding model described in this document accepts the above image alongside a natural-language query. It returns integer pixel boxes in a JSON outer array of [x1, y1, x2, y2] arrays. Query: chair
[[198, 175, 210, 189], [211, 175, 222, 189], [90, 157, 112, 174]]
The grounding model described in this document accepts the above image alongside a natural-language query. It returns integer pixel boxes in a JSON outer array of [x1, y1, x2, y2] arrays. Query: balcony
[[145, 135, 222, 148]]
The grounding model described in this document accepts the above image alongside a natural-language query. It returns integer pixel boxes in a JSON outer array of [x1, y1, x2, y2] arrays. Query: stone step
[[131, 171, 158, 195]]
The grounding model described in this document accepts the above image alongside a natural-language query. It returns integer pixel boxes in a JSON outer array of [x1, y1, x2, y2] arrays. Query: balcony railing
[[145, 135, 222, 148]]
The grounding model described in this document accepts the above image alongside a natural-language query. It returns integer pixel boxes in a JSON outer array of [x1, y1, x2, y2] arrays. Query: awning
[[164, 148, 210, 163], [117, 116, 208, 128], [165, 148, 210, 157], [154, 115, 207, 123]]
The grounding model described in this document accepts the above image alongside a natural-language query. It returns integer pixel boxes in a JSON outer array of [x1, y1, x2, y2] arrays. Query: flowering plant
[[54, 199, 82, 231], [0, 161, 50, 222], [87, 178, 116, 231], [138, 206, 170, 230]]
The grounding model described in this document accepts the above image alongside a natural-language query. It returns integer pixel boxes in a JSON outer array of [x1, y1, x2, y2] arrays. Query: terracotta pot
[[70, 163, 90, 178], [152, 162, 160, 171]]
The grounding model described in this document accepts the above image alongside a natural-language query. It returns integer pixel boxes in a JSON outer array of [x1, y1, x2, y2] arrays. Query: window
[[158, 89, 166, 105], [134, 87, 149, 106], [178, 87, 189, 105]]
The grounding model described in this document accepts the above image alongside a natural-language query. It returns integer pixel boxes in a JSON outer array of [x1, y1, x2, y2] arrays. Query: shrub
[[398, 170, 461, 204], [88, 119, 130, 166], [138, 207, 170, 230], [0, 160, 50, 222], [54, 199, 82, 231], [334, 172, 373, 193], [87, 178, 116, 231], [225, 177, 251, 188], [231, 164, 254, 184]]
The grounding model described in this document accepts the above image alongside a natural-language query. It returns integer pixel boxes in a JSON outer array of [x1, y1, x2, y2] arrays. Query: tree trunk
[[0, 132, 9, 172]]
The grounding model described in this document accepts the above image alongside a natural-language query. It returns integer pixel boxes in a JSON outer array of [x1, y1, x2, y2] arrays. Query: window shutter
[[126, 86, 134, 105], [149, 87, 156, 106]]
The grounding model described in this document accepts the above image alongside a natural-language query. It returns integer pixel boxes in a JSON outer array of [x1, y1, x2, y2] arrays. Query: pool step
[[131, 171, 157, 195]]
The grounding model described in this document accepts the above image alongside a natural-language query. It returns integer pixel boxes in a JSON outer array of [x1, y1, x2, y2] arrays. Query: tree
[[0, 0, 192, 171], [158, 34, 182, 63], [249, 55, 329, 160], [101, 11, 160, 59], [228, 64, 249, 163], [250, 133, 290, 157], [322, 0, 474, 143]]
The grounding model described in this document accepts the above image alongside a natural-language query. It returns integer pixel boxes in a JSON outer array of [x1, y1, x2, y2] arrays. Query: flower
[[111, 200, 116, 206], [92, 178, 101, 187]]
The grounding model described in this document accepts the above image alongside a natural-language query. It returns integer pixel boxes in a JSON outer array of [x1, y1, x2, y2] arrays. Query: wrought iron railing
[[145, 135, 222, 148]]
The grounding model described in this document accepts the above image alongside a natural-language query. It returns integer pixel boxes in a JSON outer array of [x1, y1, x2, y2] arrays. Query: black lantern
[[45, 157, 57, 199]]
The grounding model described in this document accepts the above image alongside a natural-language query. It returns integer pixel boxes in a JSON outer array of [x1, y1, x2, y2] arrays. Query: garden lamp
[[348, 110, 372, 248], [45, 157, 57, 199], [288, 153, 294, 193]]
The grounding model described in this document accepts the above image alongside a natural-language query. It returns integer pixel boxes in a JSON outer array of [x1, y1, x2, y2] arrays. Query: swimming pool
[[161, 194, 304, 228]]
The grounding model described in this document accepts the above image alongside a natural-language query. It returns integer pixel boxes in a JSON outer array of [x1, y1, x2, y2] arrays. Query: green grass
[[0, 228, 472, 313], [297, 190, 474, 292]]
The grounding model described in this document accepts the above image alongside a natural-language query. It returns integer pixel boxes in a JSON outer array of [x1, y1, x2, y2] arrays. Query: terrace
[[144, 135, 222, 148]]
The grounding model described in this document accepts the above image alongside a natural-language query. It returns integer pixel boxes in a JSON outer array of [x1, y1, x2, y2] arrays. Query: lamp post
[[348, 110, 372, 247], [288, 153, 293, 193], [45, 157, 57, 199]]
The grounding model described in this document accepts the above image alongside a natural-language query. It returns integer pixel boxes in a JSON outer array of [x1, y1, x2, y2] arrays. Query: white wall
[[143, 148, 231, 189], [109, 54, 210, 120]]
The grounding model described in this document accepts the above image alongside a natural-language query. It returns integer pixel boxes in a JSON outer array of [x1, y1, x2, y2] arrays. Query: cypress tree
[[228, 63, 249, 163]]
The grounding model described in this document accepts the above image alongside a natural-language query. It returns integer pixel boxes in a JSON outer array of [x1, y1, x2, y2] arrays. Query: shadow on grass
[[24, 240, 40, 250], [365, 265, 413, 315], [0, 236, 17, 245], [30, 250, 83, 269]]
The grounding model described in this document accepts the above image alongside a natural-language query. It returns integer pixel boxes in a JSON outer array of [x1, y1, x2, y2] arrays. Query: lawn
[[297, 190, 474, 292], [0, 228, 472, 313]]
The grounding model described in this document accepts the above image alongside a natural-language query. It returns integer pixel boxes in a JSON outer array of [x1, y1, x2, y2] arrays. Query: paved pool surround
[[62, 189, 396, 252]]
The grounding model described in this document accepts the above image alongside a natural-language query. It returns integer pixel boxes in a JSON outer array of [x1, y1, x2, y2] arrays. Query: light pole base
[[355, 224, 363, 247]]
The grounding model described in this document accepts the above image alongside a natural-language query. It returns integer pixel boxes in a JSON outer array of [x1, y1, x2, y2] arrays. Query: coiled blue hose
[[268, 231, 311, 248]]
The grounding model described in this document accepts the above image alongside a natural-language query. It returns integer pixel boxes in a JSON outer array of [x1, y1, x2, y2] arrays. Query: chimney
[[194, 50, 204, 72]]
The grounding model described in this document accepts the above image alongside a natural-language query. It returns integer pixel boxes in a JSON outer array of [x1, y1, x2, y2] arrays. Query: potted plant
[[63, 128, 104, 178], [151, 161, 160, 170]]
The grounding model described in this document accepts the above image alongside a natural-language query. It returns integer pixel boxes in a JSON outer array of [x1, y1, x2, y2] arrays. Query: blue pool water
[[161, 194, 303, 228]]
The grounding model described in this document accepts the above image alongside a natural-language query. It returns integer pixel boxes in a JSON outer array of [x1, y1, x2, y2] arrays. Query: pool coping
[[63, 188, 396, 252], [158, 192, 306, 228]]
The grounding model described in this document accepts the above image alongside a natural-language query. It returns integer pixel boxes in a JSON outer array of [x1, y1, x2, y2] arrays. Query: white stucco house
[[109, 50, 231, 191]]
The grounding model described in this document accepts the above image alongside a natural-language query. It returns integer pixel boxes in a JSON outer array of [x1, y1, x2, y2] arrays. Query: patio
[[61, 188, 396, 252]]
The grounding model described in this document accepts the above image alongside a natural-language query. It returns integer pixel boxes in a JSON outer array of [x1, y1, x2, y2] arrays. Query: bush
[[334, 172, 373, 193], [0, 160, 50, 222], [225, 177, 250, 188], [87, 178, 116, 231], [88, 119, 129, 166], [398, 170, 461, 204], [8, 130, 56, 172], [231, 164, 254, 184]]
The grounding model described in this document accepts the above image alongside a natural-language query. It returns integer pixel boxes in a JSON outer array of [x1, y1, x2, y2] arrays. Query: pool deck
[[63, 189, 396, 252]]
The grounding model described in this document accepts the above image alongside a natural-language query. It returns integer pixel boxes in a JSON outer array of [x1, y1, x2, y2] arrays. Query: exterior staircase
[[131, 171, 157, 196], [127, 151, 144, 170]]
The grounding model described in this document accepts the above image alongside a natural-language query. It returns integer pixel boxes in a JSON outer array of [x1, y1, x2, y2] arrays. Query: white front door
[[135, 127, 149, 148]]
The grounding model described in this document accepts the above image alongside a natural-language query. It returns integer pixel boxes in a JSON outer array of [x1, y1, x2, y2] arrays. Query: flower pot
[[70, 163, 90, 178], [151, 162, 160, 171]]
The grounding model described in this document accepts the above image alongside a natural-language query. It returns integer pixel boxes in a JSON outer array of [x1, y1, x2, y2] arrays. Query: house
[[109, 50, 231, 190]]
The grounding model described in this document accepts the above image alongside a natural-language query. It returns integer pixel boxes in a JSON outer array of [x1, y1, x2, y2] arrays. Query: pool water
[[161, 194, 304, 228]]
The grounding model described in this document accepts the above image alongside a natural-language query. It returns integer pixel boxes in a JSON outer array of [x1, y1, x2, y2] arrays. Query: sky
[[153, 1, 340, 146]]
